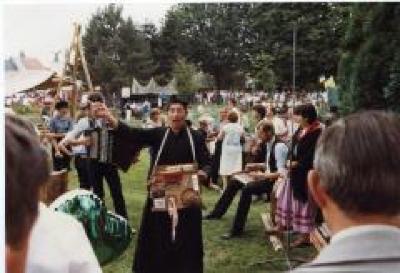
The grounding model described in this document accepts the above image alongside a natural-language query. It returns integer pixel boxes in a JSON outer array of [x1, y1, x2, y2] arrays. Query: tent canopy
[[131, 77, 178, 95], [5, 70, 56, 96]]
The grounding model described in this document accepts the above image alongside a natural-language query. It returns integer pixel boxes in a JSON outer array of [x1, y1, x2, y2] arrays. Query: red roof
[[21, 57, 49, 70]]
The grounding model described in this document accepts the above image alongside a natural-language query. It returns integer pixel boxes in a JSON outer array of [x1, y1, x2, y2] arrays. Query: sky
[[2, 2, 176, 66]]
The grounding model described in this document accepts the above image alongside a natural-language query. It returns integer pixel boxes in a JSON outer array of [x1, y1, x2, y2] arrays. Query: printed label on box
[[192, 175, 199, 192], [154, 198, 166, 210]]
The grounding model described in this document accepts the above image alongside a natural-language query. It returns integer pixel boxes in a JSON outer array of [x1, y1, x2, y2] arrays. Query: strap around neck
[[151, 127, 196, 178]]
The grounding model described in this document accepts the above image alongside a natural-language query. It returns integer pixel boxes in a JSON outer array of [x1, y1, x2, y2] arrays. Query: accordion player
[[85, 126, 115, 164]]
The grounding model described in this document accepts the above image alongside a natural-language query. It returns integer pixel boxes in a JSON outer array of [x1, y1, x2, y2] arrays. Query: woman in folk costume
[[95, 96, 211, 273], [218, 110, 244, 190], [275, 103, 322, 247]]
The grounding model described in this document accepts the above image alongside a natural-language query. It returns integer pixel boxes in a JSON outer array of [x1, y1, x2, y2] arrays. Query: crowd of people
[[5, 90, 400, 273]]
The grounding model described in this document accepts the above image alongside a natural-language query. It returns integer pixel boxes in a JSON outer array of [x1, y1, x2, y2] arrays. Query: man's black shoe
[[202, 214, 220, 220], [221, 232, 242, 240]]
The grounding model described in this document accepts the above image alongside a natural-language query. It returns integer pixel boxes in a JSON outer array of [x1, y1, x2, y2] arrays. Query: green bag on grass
[[50, 189, 132, 265]]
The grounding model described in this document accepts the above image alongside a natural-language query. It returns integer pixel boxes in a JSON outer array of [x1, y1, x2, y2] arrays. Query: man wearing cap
[[95, 95, 211, 273]]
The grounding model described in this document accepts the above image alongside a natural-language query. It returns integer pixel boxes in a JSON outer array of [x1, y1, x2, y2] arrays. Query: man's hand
[[55, 150, 63, 158], [93, 103, 118, 129], [286, 160, 298, 169], [81, 136, 92, 147], [197, 170, 208, 181], [249, 171, 265, 180]]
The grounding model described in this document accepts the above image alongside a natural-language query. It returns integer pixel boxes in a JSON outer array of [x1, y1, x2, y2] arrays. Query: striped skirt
[[275, 178, 316, 234]]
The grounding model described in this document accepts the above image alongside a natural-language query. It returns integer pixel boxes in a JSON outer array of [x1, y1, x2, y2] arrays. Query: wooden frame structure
[[57, 23, 94, 117]]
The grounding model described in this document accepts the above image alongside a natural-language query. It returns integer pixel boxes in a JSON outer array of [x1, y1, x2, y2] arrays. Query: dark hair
[[167, 95, 188, 110], [259, 121, 275, 135], [229, 98, 237, 106], [252, 104, 266, 119], [280, 104, 289, 115], [300, 103, 317, 123], [271, 107, 280, 115], [293, 105, 304, 115], [314, 111, 400, 216], [6, 115, 50, 248], [227, 111, 239, 123], [55, 100, 69, 110], [87, 91, 105, 103]]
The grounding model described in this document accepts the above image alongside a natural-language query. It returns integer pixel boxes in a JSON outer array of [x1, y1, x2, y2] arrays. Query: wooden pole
[[57, 24, 77, 97], [70, 23, 81, 118], [77, 24, 94, 92]]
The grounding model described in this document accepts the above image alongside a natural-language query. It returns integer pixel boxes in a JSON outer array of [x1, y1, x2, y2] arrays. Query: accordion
[[149, 163, 201, 212], [85, 127, 114, 164]]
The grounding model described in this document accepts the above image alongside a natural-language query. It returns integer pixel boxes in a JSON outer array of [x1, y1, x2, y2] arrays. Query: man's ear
[[308, 169, 329, 209]]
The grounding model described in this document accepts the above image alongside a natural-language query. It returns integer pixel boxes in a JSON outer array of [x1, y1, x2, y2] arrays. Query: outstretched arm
[[95, 103, 159, 171]]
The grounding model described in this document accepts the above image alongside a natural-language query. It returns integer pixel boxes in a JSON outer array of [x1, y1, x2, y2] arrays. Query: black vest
[[267, 139, 285, 173]]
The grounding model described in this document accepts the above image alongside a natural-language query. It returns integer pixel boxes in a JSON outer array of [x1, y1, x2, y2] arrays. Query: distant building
[[4, 52, 56, 96]]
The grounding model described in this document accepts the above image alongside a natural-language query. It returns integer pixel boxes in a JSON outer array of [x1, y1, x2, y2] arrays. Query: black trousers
[[52, 154, 71, 171], [92, 161, 128, 219], [74, 156, 92, 190], [210, 140, 222, 184], [210, 178, 273, 234]]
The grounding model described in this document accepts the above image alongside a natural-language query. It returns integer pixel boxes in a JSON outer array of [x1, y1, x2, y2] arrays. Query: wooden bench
[[310, 223, 331, 251], [261, 213, 283, 251]]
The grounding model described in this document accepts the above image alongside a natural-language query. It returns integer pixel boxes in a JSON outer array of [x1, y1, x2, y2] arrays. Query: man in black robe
[[95, 96, 211, 273]]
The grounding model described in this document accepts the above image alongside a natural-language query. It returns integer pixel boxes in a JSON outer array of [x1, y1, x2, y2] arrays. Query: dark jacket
[[289, 127, 322, 202]]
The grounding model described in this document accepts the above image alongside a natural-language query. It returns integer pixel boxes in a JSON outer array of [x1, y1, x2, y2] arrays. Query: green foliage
[[12, 104, 40, 115], [172, 57, 199, 93], [384, 52, 400, 113], [160, 3, 255, 89], [194, 71, 215, 89], [250, 3, 351, 89], [338, 3, 400, 113], [250, 52, 276, 91], [82, 4, 156, 94], [159, 3, 351, 90]]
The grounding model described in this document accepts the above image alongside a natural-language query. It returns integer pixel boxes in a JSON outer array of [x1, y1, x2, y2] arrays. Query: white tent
[[130, 77, 178, 95], [5, 70, 56, 97]]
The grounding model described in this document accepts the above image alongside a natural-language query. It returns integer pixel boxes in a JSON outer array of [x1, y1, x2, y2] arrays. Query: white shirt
[[60, 117, 102, 148], [331, 224, 400, 244], [264, 116, 287, 136], [265, 137, 288, 175], [27, 204, 102, 273]]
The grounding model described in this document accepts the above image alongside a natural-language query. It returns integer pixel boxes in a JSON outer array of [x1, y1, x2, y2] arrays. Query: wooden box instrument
[[39, 170, 69, 205], [149, 163, 201, 211]]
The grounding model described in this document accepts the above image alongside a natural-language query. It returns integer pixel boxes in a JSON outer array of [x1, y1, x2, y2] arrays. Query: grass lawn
[[68, 152, 315, 273], [20, 105, 315, 273]]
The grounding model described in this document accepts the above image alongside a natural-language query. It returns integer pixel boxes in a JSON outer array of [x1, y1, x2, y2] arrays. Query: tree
[[160, 3, 254, 89], [82, 4, 156, 98], [250, 3, 351, 89], [172, 57, 199, 93], [159, 3, 350, 90], [384, 52, 400, 113], [250, 52, 276, 91], [338, 3, 400, 113], [82, 4, 125, 95]]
